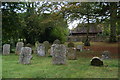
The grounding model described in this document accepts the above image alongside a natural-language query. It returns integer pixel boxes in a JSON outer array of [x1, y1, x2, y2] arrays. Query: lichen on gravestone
[[19, 47, 32, 64], [43, 41, 50, 56], [52, 44, 66, 65]]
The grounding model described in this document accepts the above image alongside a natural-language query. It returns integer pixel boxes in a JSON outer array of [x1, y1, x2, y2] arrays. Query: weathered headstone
[[19, 47, 32, 64], [52, 44, 66, 65], [15, 42, 24, 54], [35, 41, 40, 48], [101, 51, 110, 60], [26, 43, 32, 48], [68, 42, 74, 48], [76, 45, 83, 52], [3, 44, 10, 55], [43, 41, 50, 56], [34, 41, 40, 54], [50, 44, 56, 57], [90, 57, 103, 66], [48, 49, 51, 56], [67, 42, 77, 60], [37, 44, 45, 56], [53, 39, 60, 44], [67, 47, 77, 60]]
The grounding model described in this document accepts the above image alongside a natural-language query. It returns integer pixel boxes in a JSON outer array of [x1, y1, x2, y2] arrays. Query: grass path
[[2, 54, 118, 78]]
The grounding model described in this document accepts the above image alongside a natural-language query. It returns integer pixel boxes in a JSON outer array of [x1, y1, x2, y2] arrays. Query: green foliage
[[2, 2, 69, 45], [50, 27, 69, 43]]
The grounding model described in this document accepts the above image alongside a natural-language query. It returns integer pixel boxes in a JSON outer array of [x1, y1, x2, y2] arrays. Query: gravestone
[[52, 44, 66, 65], [68, 42, 74, 48], [101, 51, 110, 60], [48, 49, 51, 56], [26, 43, 32, 48], [19, 47, 32, 64], [43, 41, 50, 56], [67, 42, 77, 60], [50, 44, 56, 56], [37, 44, 45, 56], [76, 45, 83, 52], [35, 41, 40, 48], [3, 44, 10, 55], [90, 57, 103, 66], [53, 39, 60, 44], [15, 42, 24, 54], [67, 47, 77, 60], [34, 41, 40, 54]]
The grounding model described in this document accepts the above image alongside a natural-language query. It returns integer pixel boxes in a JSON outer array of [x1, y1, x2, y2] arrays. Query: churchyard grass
[[2, 54, 118, 78], [0, 54, 2, 78]]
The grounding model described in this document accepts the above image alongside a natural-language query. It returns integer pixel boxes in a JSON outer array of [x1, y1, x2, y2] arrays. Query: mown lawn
[[0, 54, 2, 78], [2, 54, 118, 78]]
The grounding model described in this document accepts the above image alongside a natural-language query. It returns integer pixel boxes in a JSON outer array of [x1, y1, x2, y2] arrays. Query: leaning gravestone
[[19, 47, 32, 64], [53, 39, 60, 44], [15, 42, 24, 54], [52, 44, 66, 65], [3, 44, 10, 55], [90, 57, 103, 66], [43, 41, 50, 56], [67, 42, 77, 60], [37, 44, 45, 56], [101, 51, 110, 60], [76, 45, 83, 52]]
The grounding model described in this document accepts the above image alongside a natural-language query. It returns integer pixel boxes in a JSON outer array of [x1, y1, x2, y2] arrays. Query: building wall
[[68, 36, 109, 42]]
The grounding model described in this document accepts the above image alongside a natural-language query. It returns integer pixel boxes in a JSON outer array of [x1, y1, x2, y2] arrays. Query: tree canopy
[[2, 2, 120, 45]]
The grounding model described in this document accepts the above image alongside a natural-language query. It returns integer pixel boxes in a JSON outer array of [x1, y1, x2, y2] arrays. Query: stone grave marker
[[67, 42, 77, 60], [43, 41, 50, 56], [50, 44, 56, 57], [53, 39, 60, 44], [90, 57, 103, 66], [34, 41, 40, 54], [3, 44, 10, 55], [67, 47, 77, 60], [52, 44, 66, 65], [101, 51, 110, 60], [19, 47, 32, 64], [37, 44, 45, 56], [68, 42, 74, 48], [35, 41, 40, 48], [76, 45, 83, 52], [15, 42, 24, 54], [26, 43, 32, 48]]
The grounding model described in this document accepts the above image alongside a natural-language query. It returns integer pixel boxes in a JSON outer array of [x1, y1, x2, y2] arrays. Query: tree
[[109, 2, 117, 42], [60, 2, 101, 46], [94, 2, 119, 42], [2, 2, 25, 44]]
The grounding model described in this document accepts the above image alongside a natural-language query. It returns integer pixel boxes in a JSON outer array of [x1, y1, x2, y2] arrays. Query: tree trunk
[[84, 15, 90, 46], [109, 2, 117, 42]]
